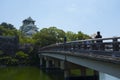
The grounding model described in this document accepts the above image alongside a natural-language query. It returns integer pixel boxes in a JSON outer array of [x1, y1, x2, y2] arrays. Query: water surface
[[0, 66, 64, 80]]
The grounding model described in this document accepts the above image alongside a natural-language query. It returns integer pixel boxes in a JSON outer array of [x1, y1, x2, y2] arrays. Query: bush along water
[[0, 51, 30, 66]]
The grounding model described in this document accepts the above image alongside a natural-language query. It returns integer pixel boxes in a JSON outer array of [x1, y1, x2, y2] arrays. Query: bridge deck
[[39, 37, 120, 64], [39, 50, 120, 64]]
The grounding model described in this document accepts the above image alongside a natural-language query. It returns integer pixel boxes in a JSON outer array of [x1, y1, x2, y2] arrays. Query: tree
[[33, 27, 65, 47], [0, 24, 17, 36], [66, 31, 77, 41], [65, 31, 91, 41], [0, 22, 16, 30], [77, 31, 91, 40], [16, 51, 29, 64], [16, 51, 29, 59]]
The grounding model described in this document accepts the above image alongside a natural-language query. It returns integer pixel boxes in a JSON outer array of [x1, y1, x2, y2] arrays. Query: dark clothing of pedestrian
[[94, 31, 104, 50], [95, 31, 102, 38], [95, 31, 102, 43]]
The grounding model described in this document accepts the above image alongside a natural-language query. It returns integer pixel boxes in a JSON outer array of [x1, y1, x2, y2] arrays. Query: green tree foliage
[[20, 36, 35, 44], [33, 27, 65, 47], [0, 56, 18, 66], [29, 46, 40, 66], [0, 26, 17, 36], [0, 22, 17, 36], [0, 21, 92, 66], [32, 27, 91, 47], [66, 31, 91, 41], [66, 31, 77, 41], [0, 22, 16, 30], [16, 51, 29, 59], [0, 50, 3, 55], [0, 22, 91, 46], [77, 31, 91, 40], [16, 51, 29, 64]]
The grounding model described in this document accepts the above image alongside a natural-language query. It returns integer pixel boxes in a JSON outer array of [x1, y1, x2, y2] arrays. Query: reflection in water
[[0, 66, 64, 80]]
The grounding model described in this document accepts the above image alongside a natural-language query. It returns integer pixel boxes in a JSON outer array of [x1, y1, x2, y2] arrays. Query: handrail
[[68, 36, 120, 43], [39, 37, 120, 54]]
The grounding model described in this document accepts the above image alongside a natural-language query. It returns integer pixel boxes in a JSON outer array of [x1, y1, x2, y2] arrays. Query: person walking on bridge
[[95, 31, 102, 39], [95, 31, 104, 50], [95, 31, 102, 43]]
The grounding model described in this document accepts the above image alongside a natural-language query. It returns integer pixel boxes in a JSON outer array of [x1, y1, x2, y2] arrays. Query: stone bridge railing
[[39, 37, 120, 57]]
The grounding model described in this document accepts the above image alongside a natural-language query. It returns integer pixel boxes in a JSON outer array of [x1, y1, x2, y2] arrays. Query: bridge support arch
[[39, 54, 100, 80], [38, 36, 120, 80], [99, 72, 120, 80]]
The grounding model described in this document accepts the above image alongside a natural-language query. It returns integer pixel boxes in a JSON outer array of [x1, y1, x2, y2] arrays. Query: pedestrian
[[95, 31, 102, 38], [95, 31, 102, 43], [95, 31, 103, 50]]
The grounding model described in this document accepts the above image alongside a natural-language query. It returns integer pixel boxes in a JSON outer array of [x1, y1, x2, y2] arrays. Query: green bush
[[16, 51, 29, 65], [0, 50, 3, 55], [16, 51, 29, 59], [0, 56, 18, 66]]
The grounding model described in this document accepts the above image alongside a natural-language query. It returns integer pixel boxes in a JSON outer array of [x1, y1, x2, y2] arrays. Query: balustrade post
[[113, 38, 119, 51], [91, 41, 96, 50], [64, 36, 67, 51], [78, 42, 81, 50], [83, 41, 87, 50], [101, 43, 105, 51]]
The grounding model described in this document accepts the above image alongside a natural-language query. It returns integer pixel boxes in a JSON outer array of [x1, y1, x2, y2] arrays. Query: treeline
[[0, 22, 91, 66], [33, 27, 91, 47], [0, 22, 91, 46]]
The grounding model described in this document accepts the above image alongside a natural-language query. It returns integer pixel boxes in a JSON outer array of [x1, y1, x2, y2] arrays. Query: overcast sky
[[0, 0, 120, 37]]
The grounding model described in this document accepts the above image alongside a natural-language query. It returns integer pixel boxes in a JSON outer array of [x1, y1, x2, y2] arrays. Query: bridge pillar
[[64, 69, 70, 80], [60, 61, 65, 70], [80, 66, 86, 76], [99, 72, 120, 80], [94, 70, 99, 80], [45, 58, 49, 69], [59, 60, 70, 80], [40, 57, 43, 67], [45, 58, 55, 68], [54, 59, 60, 69], [44, 57, 55, 72], [39, 56, 46, 68], [64, 61, 71, 80]]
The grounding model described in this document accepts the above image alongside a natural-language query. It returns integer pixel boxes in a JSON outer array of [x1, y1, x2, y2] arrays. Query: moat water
[[0, 66, 64, 80]]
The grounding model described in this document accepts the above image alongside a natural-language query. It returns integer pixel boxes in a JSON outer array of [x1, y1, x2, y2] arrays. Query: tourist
[[95, 31, 103, 50]]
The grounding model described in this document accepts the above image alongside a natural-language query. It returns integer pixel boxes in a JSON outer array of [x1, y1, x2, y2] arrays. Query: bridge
[[38, 37, 120, 80]]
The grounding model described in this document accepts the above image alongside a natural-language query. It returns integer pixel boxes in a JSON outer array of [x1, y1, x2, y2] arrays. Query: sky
[[0, 0, 120, 37]]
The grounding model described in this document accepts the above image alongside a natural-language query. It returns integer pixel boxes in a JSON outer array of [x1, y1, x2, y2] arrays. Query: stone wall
[[0, 36, 19, 56]]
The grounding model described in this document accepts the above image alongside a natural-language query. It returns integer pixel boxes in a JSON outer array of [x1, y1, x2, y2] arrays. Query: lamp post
[[64, 36, 67, 50], [63, 36, 69, 80]]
